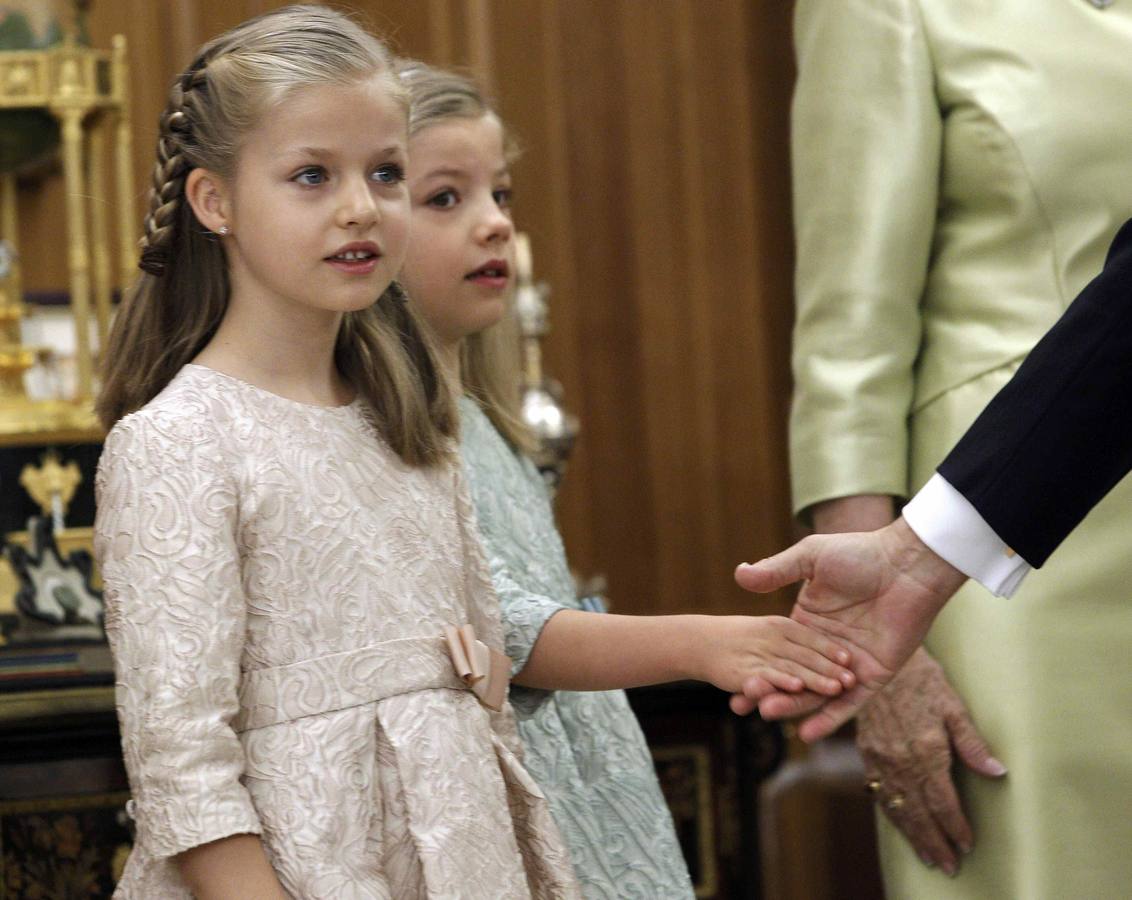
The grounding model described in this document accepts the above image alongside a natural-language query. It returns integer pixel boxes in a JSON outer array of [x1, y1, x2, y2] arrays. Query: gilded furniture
[[0, 24, 133, 443]]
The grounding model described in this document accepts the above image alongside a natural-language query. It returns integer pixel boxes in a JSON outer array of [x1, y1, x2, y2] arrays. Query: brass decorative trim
[[0, 685, 115, 722], [0, 398, 102, 447], [0, 47, 120, 112], [0, 791, 129, 818]]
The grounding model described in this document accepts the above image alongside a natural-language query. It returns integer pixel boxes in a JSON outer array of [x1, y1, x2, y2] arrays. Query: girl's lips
[[465, 272, 510, 290], [326, 241, 381, 276], [465, 259, 511, 290], [326, 255, 380, 275]]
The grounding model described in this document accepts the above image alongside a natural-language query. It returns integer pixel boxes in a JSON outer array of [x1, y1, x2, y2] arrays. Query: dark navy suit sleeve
[[938, 218, 1132, 567]]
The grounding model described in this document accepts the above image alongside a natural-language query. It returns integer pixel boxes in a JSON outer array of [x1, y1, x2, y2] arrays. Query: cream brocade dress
[[790, 2, 1132, 897], [94, 365, 580, 899]]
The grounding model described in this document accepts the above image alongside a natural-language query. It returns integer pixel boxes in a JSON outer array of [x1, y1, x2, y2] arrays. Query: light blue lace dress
[[459, 397, 695, 899]]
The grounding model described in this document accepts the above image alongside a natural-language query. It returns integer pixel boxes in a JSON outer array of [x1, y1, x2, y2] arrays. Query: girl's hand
[[694, 615, 854, 699]]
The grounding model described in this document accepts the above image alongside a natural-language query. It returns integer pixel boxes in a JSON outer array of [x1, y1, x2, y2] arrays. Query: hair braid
[[138, 62, 210, 276]]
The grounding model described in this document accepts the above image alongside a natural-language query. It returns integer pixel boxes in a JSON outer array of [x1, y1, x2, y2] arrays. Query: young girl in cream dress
[[94, 8, 583, 898]]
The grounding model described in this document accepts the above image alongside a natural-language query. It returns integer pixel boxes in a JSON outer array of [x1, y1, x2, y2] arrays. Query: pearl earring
[[217, 225, 230, 236]]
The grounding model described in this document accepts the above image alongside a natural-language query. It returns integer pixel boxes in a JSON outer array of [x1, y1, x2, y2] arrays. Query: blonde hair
[[98, 5, 456, 466], [396, 59, 533, 452]]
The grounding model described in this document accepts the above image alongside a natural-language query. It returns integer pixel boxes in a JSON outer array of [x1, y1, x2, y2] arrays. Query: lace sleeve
[[94, 413, 260, 859], [484, 550, 566, 680], [455, 411, 567, 678]]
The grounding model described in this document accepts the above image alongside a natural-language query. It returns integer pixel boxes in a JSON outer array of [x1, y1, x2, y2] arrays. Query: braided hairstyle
[[137, 63, 209, 279], [98, 6, 456, 465]]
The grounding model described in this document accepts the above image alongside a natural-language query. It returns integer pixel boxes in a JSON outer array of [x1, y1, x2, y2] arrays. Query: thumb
[[947, 709, 1008, 778], [735, 539, 816, 594]]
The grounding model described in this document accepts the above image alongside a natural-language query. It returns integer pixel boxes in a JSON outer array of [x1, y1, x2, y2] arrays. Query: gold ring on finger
[[885, 793, 906, 811], [864, 779, 883, 795]]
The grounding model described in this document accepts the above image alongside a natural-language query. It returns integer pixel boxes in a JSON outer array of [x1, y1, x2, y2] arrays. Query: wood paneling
[[15, 0, 798, 618], [480, 0, 799, 616]]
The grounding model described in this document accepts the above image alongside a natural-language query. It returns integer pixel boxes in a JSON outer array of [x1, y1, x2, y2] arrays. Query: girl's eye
[[493, 188, 513, 210], [426, 189, 458, 209], [372, 163, 405, 185], [294, 167, 326, 186]]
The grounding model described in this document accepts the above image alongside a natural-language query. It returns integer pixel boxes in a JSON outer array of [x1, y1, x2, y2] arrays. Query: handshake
[[731, 516, 966, 741]]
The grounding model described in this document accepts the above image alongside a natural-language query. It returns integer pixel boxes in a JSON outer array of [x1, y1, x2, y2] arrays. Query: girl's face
[[400, 114, 515, 347], [223, 77, 410, 321]]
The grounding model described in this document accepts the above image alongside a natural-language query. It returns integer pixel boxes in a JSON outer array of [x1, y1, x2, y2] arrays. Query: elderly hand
[[734, 517, 967, 741], [858, 647, 1007, 876]]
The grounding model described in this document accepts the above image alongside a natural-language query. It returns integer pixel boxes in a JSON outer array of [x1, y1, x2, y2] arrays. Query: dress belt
[[233, 625, 510, 733]]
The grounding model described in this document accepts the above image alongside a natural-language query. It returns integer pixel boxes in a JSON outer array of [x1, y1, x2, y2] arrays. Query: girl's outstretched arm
[[513, 609, 854, 697], [176, 834, 289, 899]]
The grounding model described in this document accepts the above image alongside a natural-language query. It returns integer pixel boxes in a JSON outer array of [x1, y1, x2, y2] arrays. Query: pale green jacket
[[789, 0, 1132, 516]]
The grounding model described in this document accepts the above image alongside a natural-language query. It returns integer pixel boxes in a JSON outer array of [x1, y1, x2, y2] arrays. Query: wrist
[[885, 517, 966, 614], [671, 615, 714, 684]]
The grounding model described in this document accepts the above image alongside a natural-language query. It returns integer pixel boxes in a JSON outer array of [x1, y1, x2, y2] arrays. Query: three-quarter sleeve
[[94, 413, 260, 860], [454, 453, 566, 678], [455, 407, 569, 680], [484, 550, 566, 679], [789, 0, 942, 517]]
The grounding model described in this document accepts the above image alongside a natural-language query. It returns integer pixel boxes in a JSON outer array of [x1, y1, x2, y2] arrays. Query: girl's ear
[[185, 168, 232, 235]]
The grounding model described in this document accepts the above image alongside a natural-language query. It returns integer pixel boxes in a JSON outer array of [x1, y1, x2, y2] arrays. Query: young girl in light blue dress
[[396, 61, 855, 898]]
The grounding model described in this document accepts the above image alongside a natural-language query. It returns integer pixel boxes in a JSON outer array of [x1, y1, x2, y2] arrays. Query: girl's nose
[[338, 177, 380, 229], [477, 205, 513, 245]]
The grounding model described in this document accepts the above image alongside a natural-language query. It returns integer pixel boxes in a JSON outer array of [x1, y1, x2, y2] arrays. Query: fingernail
[[959, 842, 972, 855], [985, 757, 1008, 777], [943, 862, 957, 877], [918, 853, 934, 869]]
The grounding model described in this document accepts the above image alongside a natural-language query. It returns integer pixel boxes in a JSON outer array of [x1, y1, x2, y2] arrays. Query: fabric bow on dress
[[445, 623, 511, 712]]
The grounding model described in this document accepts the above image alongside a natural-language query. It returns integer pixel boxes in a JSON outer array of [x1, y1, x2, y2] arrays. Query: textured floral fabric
[[94, 365, 580, 900], [458, 398, 694, 900]]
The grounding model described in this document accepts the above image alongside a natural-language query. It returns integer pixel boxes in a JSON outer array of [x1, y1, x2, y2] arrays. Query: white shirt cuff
[[902, 473, 1032, 598]]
